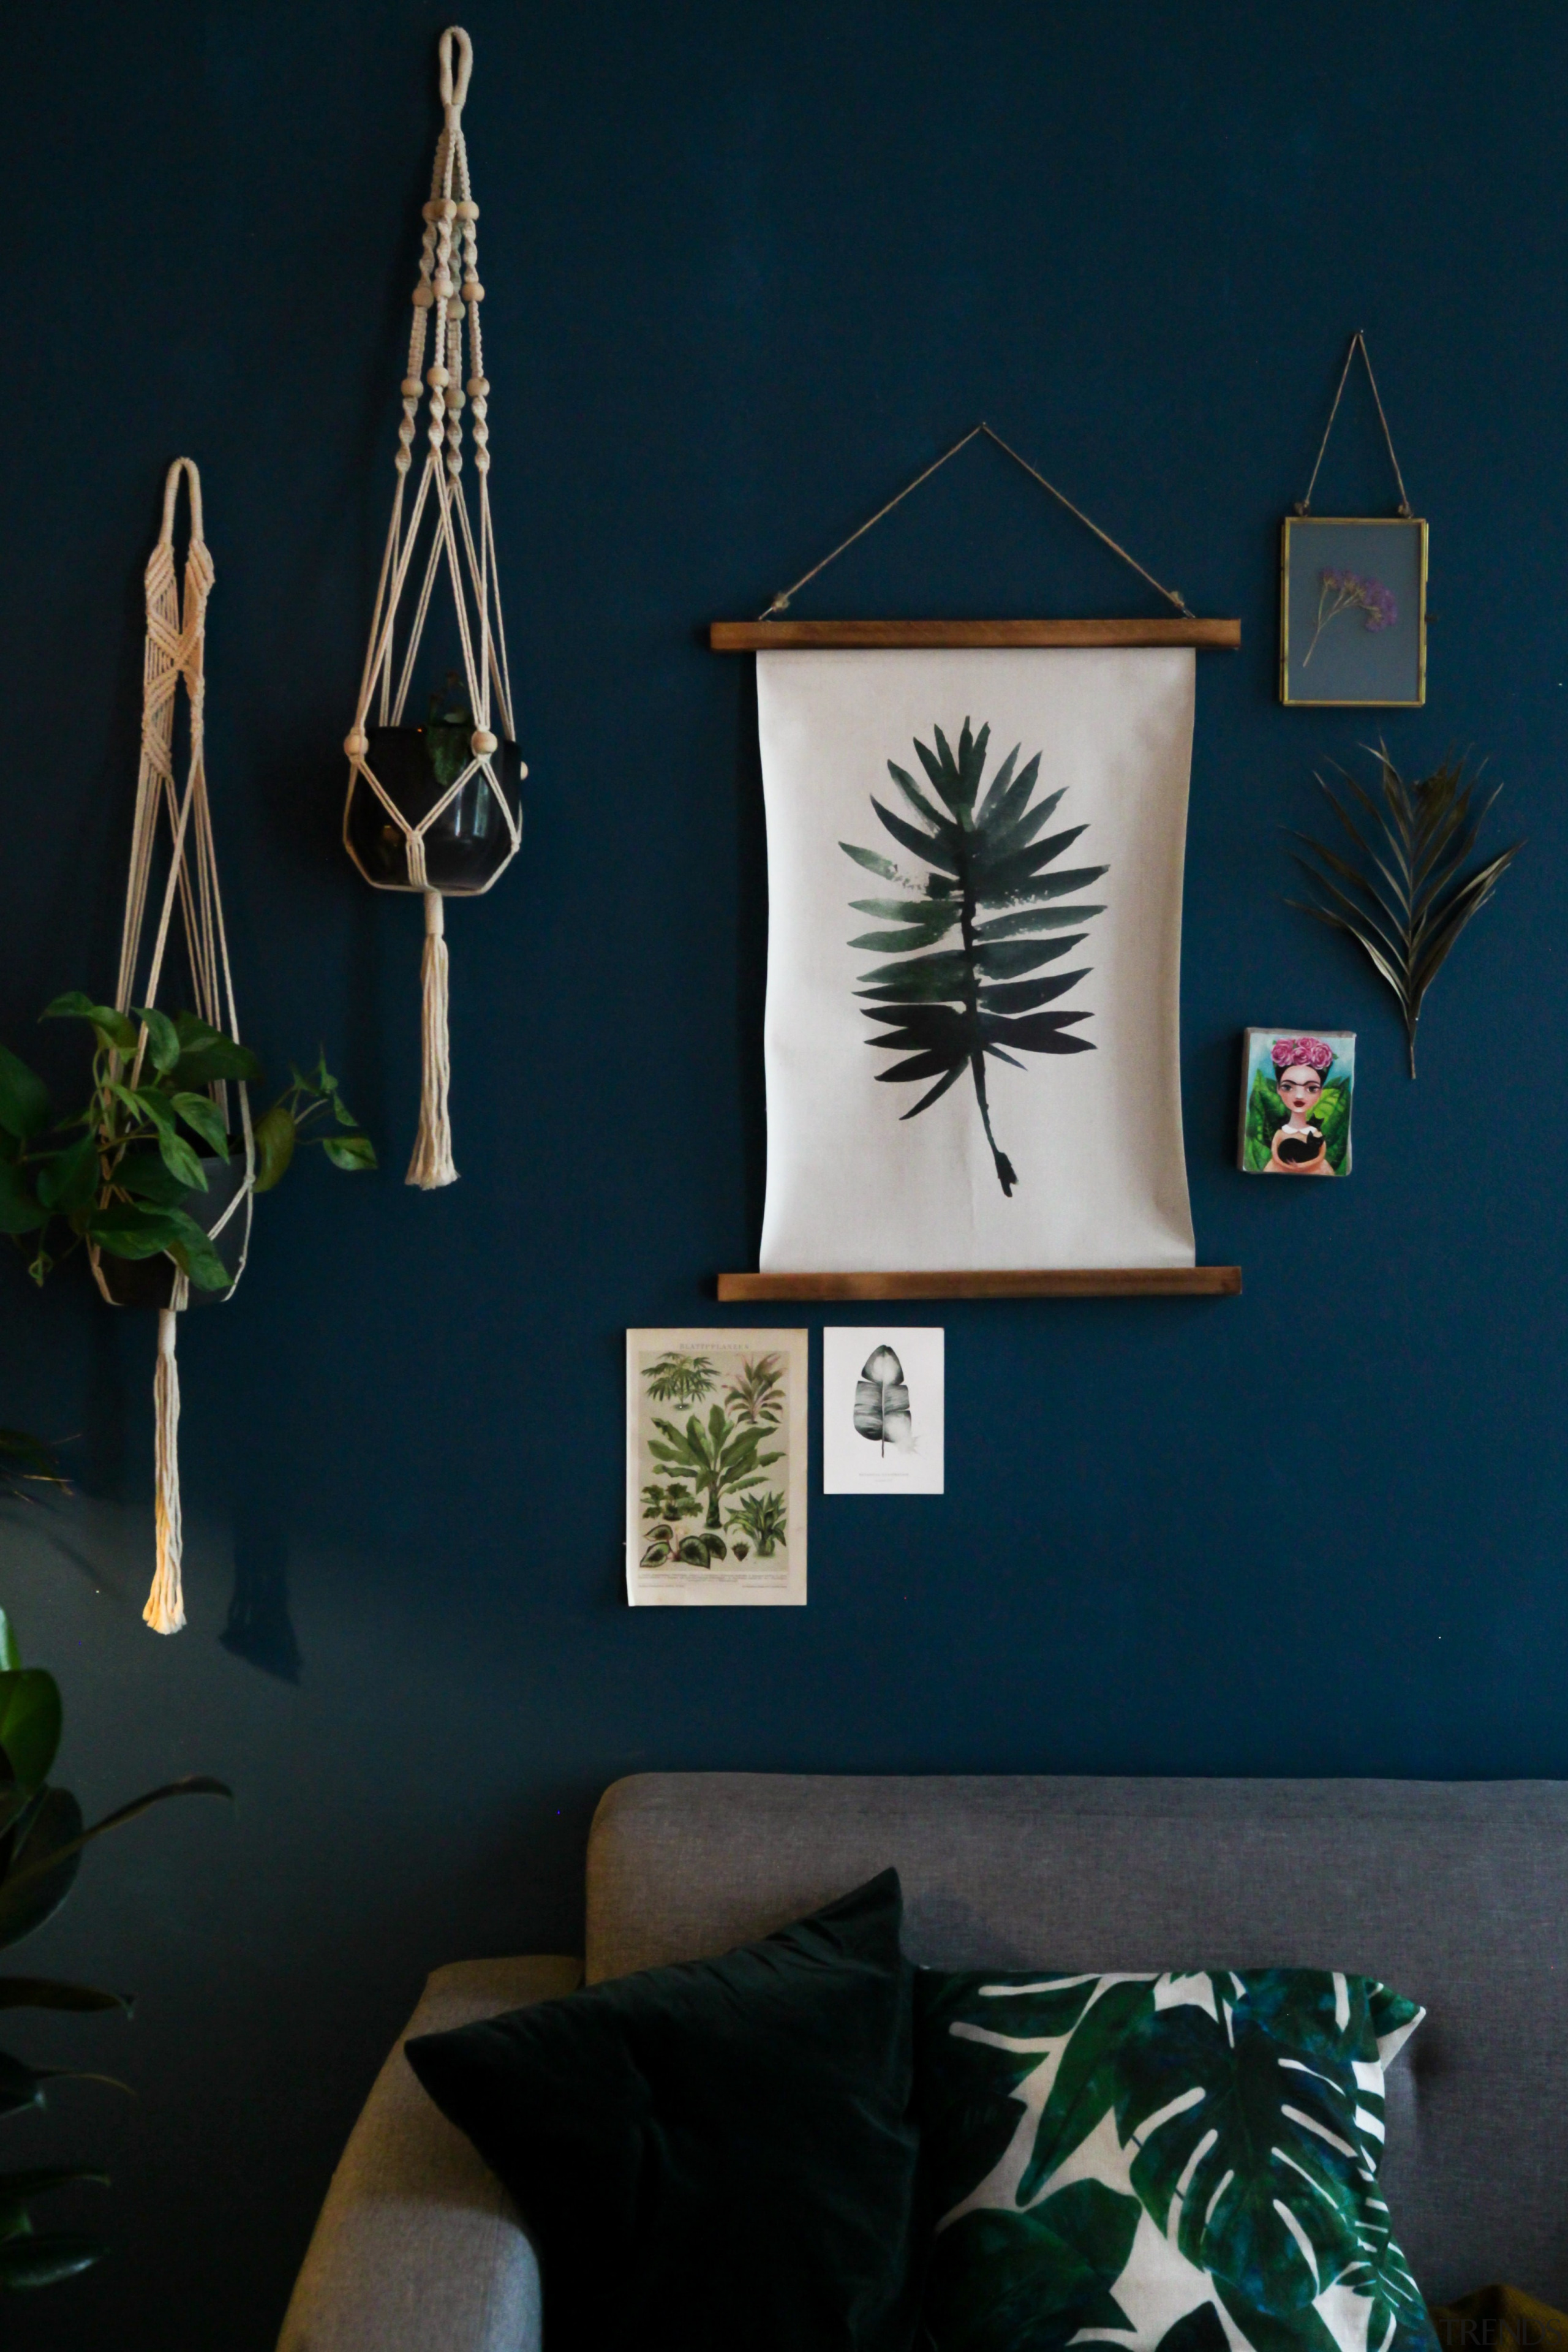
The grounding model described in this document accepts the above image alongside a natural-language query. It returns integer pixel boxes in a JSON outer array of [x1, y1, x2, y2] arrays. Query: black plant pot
[[346, 726, 523, 894], [96, 1153, 249, 1311]]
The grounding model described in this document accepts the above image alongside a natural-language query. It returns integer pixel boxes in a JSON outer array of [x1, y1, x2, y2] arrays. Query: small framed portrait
[[1280, 517, 1427, 706], [1238, 1031, 1355, 1178], [625, 1329, 807, 1607]]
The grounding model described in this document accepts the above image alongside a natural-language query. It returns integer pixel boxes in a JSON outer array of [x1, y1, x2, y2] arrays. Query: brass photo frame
[[1280, 515, 1427, 707]]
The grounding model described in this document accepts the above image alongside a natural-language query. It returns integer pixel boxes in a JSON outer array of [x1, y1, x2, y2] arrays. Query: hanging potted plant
[[4, 456, 375, 1637], [342, 26, 526, 1191], [0, 1000, 372, 1298], [0, 996, 374, 1632], [345, 671, 521, 896]]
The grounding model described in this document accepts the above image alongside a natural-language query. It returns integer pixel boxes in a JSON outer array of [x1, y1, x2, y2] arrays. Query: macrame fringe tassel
[[145, 1308, 186, 1635], [407, 889, 458, 1189]]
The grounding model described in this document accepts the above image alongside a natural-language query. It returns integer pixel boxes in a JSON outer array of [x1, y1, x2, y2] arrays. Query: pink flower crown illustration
[[1272, 1036, 1334, 1076]]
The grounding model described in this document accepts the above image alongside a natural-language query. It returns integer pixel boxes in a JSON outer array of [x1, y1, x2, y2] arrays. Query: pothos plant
[[0, 996, 374, 1288], [0, 1562, 229, 2290]]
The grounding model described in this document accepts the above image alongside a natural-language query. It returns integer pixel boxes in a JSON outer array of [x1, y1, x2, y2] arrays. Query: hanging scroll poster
[[756, 646, 1197, 1273]]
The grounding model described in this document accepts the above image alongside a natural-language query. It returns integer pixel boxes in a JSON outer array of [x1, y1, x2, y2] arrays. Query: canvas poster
[[625, 1329, 807, 1606], [822, 1327, 945, 1494], [756, 647, 1197, 1272]]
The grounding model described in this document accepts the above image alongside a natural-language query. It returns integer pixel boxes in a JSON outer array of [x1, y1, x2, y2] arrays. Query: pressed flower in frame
[[1302, 568, 1400, 669]]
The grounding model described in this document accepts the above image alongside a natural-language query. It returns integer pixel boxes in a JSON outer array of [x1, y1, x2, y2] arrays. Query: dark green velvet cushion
[[406, 1868, 921, 2352]]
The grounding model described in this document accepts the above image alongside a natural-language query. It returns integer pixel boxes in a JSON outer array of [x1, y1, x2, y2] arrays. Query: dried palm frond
[[1287, 748, 1523, 1077]]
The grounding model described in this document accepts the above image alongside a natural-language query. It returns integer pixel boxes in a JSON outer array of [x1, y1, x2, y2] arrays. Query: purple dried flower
[[1302, 567, 1400, 668]]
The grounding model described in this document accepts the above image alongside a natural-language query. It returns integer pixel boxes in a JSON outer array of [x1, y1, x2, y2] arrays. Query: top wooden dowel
[[709, 617, 1242, 650]]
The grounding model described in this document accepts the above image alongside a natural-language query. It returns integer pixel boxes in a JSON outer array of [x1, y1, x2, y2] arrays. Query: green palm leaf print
[[841, 718, 1107, 1195]]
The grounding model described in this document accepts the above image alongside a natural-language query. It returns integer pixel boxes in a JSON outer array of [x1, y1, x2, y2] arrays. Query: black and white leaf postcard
[[823, 1327, 944, 1494]]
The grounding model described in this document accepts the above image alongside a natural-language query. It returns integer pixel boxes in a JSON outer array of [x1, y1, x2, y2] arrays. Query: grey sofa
[[277, 1773, 1568, 2351]]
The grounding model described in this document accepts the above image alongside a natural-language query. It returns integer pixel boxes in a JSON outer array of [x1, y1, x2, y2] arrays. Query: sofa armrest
[[276, 1954, 582, 2352]]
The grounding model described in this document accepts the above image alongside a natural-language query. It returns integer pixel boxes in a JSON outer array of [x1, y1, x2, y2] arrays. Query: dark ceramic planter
[[96, 1153, 248, 1311], [347, 725, 522, 894]]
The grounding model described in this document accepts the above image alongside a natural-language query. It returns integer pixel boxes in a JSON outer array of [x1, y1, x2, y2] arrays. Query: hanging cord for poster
[[1295, 331, 1412, 518], [343, 24, 521, 1191], [100, 458, 255, 1635], [760, 420, 1196, 620]]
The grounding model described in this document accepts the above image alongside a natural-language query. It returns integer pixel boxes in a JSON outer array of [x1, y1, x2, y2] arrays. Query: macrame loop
[[343, 24, 524, 1190], [96, 458, 255, 1634]]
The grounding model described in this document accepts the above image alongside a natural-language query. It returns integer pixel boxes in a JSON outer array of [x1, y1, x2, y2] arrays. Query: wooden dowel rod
[[709, 618, 1241, 651], [716, 1268, 1243, 1301]]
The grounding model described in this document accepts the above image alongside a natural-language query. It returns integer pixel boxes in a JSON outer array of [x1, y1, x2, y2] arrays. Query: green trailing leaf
[[853, 1345, 912, 1455], [85, 1205, 188, 1262], [842, 718, 1106, 1195], [0, 1047, 50, 1144], [251, 1104, 296, 1193], [0, 1616, 17, 1674], [168, 1092, 228, 1155], [321, 1133, 376, 1172], [0, 1161, 46, 1237], [130, 1006, 181, 1076], [32, 1131, 98, 1218], [165, 1215, 233, 1295], [1288, 747, 1524, 1078], [41, 995, 138, 1054], [168, 1039, 260, 1088]]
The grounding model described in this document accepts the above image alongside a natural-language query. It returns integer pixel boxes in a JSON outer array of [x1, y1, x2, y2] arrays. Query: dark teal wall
[[2, 1, 1562, 2341]]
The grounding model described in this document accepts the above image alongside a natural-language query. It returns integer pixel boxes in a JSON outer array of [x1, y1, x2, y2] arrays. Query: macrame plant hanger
[[343, 24, 523, 1190], [95, 458, 255, 1634]]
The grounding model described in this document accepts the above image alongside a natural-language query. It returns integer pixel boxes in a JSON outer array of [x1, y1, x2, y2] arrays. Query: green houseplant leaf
[[0, 1048, 50, 1145], [842, 719, 1106, 1195]]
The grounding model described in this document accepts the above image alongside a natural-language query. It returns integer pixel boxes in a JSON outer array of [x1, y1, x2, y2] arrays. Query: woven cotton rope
[[756, 647, 1196, 1272], [97, 459, 255, 1635], [342, 25, 522, 1190]]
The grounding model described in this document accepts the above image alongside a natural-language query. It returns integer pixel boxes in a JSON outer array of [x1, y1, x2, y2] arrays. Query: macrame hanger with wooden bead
[[97, 458, 255, 1635], [343, 24, 523, 1189]]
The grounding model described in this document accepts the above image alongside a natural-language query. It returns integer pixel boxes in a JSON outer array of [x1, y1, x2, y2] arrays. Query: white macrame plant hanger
[[343, 24, 522, 1190], [96, 457, 255, 1635]]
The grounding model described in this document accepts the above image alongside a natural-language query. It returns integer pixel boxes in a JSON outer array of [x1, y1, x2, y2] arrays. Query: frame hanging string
[[760, 420, 1195, 620], [1296, 331, 1412, 518]]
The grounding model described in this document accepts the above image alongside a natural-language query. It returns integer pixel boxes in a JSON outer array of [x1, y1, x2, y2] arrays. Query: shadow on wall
[[221, 1494, 303, 1684]]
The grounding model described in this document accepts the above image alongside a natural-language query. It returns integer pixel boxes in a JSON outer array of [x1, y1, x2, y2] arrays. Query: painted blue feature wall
[[1, 1, 1562, 2340]]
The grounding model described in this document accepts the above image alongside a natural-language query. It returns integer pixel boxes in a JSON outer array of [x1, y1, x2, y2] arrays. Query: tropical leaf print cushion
[[915, 1967, 1436, 2352]]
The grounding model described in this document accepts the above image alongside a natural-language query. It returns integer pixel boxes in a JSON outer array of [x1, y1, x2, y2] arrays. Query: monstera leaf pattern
[[916, 1968, 1436, 2352]]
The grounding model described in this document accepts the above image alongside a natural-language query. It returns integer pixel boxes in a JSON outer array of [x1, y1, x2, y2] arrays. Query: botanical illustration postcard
[[1238, 1031, 1355, 1177], [625, 1329, 807, 1607], [1280, 517, 1427, 706], [822, 1327, 945, 1494]]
